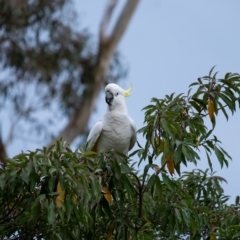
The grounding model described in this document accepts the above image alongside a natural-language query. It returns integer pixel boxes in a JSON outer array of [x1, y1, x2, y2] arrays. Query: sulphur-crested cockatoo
[[87, 83, 136, 155]]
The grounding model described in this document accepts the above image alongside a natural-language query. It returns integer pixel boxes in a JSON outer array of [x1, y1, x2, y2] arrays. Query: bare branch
[[109, 0, 139, 51], [5, 115, 21, 147], [50, 0, 140, 146], [0, 134, 7, 167], [100, 0, 118, 41]]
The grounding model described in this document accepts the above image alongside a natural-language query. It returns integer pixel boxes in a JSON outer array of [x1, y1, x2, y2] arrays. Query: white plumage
[[87, 83, 136, 155]]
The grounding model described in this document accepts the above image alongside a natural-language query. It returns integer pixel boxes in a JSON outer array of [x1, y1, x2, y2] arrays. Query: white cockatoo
[[87, 83, 136, 155]]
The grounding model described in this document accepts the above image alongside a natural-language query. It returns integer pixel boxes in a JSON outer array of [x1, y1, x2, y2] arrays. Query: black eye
[[115, 92, 119, 96]]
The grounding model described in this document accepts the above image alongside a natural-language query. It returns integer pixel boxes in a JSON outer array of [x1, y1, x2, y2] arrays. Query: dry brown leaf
[[209, 221, 217, 239], [166, 154, 174, 175], [106, 223, 114, 240], [182, 109, 188, 117], [102, 187, 112, 204]]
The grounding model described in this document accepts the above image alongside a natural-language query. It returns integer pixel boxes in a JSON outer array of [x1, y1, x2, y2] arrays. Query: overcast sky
[[76, 0, 240, 202], [4, 0, 240, 202]]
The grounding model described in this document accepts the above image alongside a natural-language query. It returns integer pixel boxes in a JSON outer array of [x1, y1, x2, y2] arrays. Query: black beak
[[105, 92, 113, 105]]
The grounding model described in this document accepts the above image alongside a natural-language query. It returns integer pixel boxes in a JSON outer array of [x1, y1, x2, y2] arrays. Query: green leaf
[[143, 164, 158, 183], [235, 196, 239, 205], [219, 93, 235, 113], [48, 177, 56, 192], [47, 144, 55, 154], [37, 194, 46, 202], [54, 233, 63, 240], [218, 101, 229, 120], [49, 167, 57, 176], [112, 159, 121, 180], [142, 104, 156, 111], [5, 158, 20, 167], [56, 140, 62, 152], [161, 119, 175, 138], [214, 146, 225, 168], [219, 146, 232, 160], [224, 72, 231, 80], [29, 171, 39, 191], [0, 174, 6, 189], [209, 65, 216, 77], [153, 175, 162, 197], [65, 197, 73, 222], [175, 208, 182, 223], [121, 174, 136, 195], [147, 174, 157, 190], [161, 173, 175, 191], [90, 176, 100, 199], [120, 163, 131, 174], [206, 152, 213, 172], [189, 100, 201, 112], [48, 201, 56, 224], [128, 149, 141, 158], [31, 201, 41, 221], [182, 145, 198, 164], [189, 82, 199, 87], [191, 220, 197, 236]]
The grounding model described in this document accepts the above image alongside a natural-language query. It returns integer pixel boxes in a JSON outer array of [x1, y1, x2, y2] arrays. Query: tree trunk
[[50, 0, 140, 145]]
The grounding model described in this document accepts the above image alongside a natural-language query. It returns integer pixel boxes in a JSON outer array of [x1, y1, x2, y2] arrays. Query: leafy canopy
[[1, 68, 240, 239]]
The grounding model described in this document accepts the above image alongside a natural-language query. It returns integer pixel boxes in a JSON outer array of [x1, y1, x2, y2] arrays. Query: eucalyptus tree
[[1, 68, 240, 239]]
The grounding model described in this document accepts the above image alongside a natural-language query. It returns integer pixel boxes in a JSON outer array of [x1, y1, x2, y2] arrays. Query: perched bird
[[87, 83, 136, 155]]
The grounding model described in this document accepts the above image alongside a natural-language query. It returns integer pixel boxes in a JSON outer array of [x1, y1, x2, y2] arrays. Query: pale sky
[[5, 0, 240, 202], [77, 0, 240, 202]]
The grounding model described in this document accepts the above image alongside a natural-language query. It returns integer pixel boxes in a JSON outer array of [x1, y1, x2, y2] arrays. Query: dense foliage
[[1, 69, 240, 239]]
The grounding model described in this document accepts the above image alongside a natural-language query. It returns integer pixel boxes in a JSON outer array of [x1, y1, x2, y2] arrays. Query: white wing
[[128, 117, 137, 151], [87, 120, 103, 151]]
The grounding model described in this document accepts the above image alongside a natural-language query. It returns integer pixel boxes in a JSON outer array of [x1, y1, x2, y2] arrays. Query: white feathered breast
[[96, 111, 132, 154]]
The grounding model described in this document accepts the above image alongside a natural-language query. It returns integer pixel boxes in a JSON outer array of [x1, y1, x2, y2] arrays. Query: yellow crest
[[123, 84, 132, 97]]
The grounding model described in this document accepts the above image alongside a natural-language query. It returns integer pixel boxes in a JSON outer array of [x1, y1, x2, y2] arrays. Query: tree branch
[[50, 0, 140, 145], [100, 0, 118, 41], [109, 0, 139, 50], [0, 134, 7, 167]]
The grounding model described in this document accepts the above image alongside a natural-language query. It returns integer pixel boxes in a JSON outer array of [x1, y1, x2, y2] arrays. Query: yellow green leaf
[[196, 136, 199, 147], [210, 234, 216, 240], [82, 151, 97, 157], [153, 165, 161, 174], [72, 194, 77, 205], [56, 181, 65, 208], [208, 99, 215, 121]]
